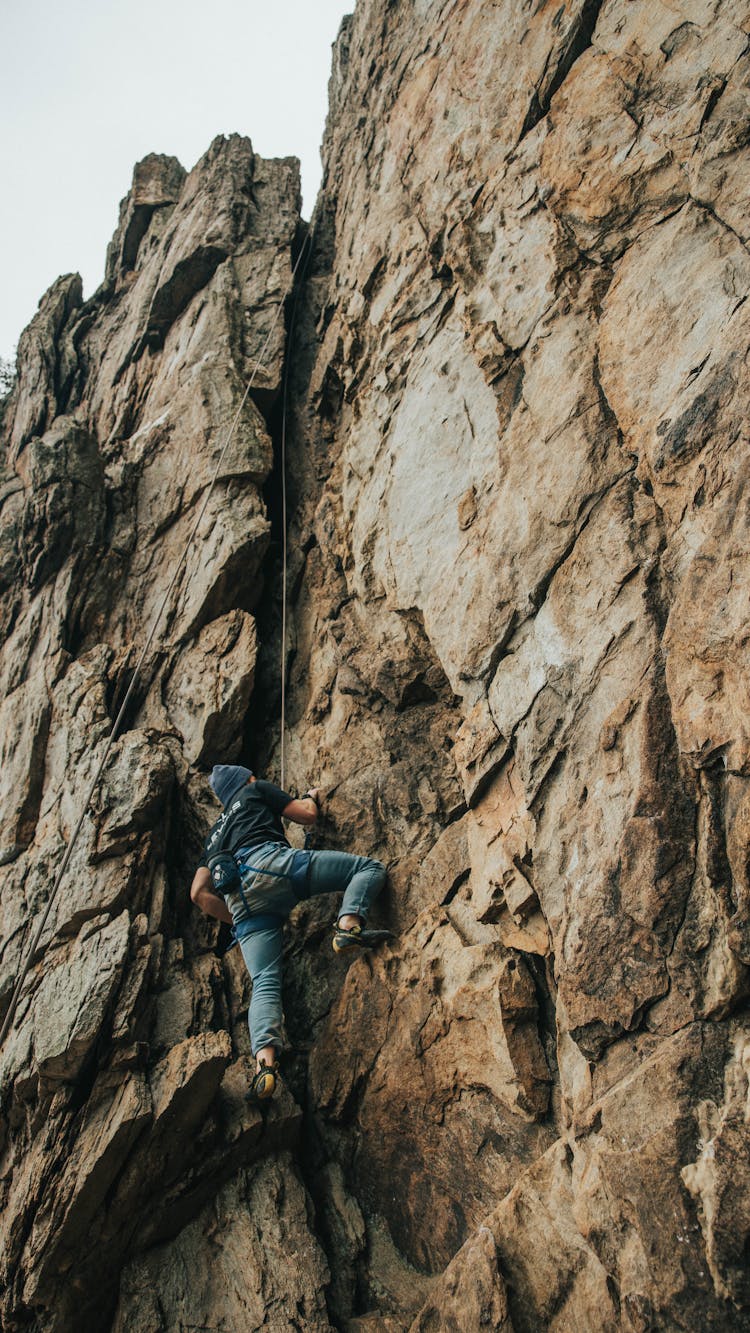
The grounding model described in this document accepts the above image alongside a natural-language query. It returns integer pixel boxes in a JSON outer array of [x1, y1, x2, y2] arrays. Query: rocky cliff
[[1, 2, 750, 1329]]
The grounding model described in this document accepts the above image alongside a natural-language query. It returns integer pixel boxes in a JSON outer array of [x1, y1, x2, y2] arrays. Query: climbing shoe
[[332, 922, 394, 954], [245, 1060, 279, 1105]]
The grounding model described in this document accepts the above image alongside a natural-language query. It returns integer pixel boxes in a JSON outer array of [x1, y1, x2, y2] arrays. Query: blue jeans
[[234, 844, 385, 1054]]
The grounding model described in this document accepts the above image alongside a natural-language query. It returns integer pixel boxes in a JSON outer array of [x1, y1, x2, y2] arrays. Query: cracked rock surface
[[270, 0, 750, 1326], [0, 135, 318, 1331], [1, 2, 750, 1329]]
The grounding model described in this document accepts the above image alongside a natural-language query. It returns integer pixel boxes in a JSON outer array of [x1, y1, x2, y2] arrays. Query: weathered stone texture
[[0, 135, 306, 1330], [271, 0, 750, 1325], [1, 1, 750, 1329], [111, 1158, 331, 1332]]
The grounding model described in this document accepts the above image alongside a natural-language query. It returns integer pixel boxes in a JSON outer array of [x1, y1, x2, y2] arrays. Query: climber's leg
[[305, 849, 392, 952], [238, 925, 283, 1099], [306, 848, 385, 919]]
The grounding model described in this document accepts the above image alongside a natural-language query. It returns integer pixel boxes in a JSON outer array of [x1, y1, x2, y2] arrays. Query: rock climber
[[190, 764, 391, 1104]]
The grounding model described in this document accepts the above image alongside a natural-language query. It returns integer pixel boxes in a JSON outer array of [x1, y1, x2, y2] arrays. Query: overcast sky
[[1, 0, 352, 363]]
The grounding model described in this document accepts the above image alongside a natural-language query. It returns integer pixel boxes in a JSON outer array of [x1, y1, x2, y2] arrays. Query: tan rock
[[6, 274, 82, 460], [682, 1027, 750, 1308], [0, 671, 50, 859], [32, 911, 131, 1081], [105, 152, 186, 282], [276, 0, 750, 1316], [409, 1223, 513, 1332], [111, 1158, 332, 1333], [163, 608, 257, 763], [0, 130, 302, 1332], [21, 1072, 152, 1308]]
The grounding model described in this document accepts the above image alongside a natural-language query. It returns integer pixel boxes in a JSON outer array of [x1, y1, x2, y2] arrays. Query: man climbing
[[190, 764, 390, 1104]]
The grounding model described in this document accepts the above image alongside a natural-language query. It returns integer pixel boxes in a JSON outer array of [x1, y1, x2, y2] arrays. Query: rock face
[[0, 135, 318, 1330], [1, 2, 750, 1329]]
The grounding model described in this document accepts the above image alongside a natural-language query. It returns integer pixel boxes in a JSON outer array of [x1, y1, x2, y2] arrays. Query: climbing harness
[[210, 844, 312, 944], [236, 847, 312, 899], [0, 228, 313, 1049]]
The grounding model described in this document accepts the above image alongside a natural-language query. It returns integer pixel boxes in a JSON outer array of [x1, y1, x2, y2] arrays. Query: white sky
[[0, 0, 352, 363]]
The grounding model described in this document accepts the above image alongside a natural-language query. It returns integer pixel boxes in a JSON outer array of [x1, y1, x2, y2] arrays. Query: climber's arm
[[282, 789, 320, 827], [190, 865, 233, 924]]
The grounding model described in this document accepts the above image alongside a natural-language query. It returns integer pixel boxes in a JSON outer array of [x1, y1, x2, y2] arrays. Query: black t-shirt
[[199, 780, 293, 866]]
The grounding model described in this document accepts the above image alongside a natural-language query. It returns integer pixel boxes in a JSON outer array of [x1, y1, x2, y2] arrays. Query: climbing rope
[[278, 228, 312, 791], [279, 291, 291, 792], [0, 228, 313, 1049]]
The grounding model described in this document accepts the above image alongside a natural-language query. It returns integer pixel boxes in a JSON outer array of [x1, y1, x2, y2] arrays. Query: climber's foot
[[245, 1060, 279, 1104], [332, 922, 394, 954]]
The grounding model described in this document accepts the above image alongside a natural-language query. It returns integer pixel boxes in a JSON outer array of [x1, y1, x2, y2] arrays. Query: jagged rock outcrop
[[0, 135, 319, 1329], [1, 1, 750, 1329]]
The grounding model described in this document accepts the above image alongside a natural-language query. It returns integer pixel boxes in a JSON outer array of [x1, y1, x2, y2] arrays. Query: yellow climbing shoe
[[246, 1060, 279, 1104], [332, 922, 394, 953]]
